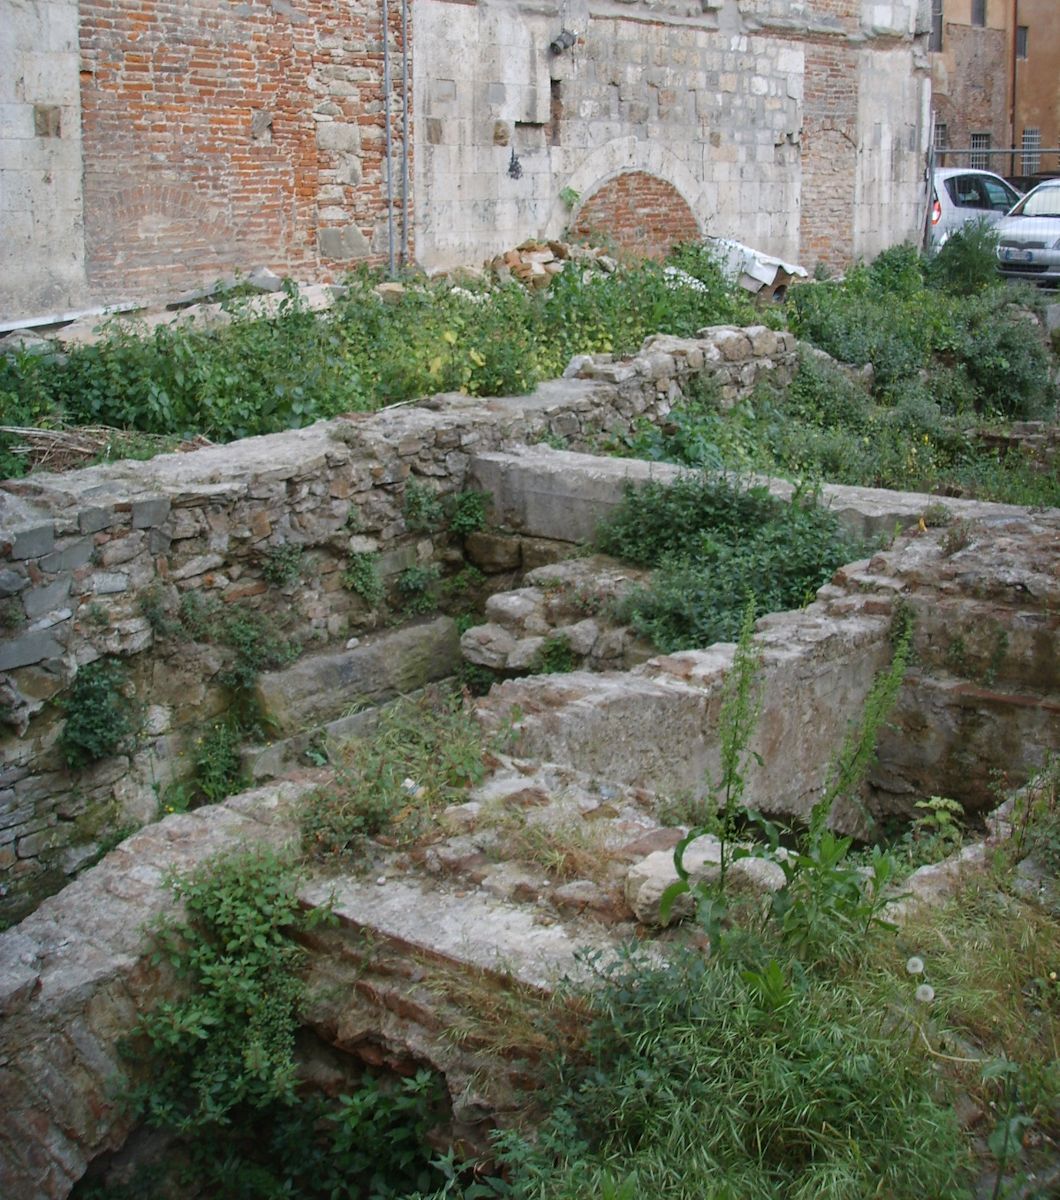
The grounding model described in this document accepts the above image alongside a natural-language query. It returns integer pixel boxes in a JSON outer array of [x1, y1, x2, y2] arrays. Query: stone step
[[253, 615, 462, 737]]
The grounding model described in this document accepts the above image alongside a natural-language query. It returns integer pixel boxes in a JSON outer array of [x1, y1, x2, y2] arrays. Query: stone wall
[[413, 0, 931, 275], [1, 0, 932, 322], [0, 0, 89, 318], [78, 0, 410, 302], [0, 325, 796, 924]]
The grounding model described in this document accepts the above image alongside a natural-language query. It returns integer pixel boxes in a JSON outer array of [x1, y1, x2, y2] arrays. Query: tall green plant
[[660, 598, 764, 943]]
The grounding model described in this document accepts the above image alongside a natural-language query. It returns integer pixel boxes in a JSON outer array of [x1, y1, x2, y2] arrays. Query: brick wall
[[570, 171, 701, 260], [800, 44, 858, 272], [79, 0, 412, 301], [931, 23, 1009, 153]]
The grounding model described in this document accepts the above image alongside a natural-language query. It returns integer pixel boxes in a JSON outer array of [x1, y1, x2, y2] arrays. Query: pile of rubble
[[484, 239, 618, 289]]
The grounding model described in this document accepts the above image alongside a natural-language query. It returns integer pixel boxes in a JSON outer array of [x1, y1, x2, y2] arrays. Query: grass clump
[[301, 688, 496, 859], [489, 946, 969, 1200], [596, 472, 865, 652]]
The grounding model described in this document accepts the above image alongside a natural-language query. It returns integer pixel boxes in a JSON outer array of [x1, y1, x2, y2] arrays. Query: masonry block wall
[[77, 0, 412, 302], [2, 0, 930, 319], [570, 171, 701, 259], [0, 0, 89, 318], [930, 17, 1008, 154], [414, 0, 931, 275]]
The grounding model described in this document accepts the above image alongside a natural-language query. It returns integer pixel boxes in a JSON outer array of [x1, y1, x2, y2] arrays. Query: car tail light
[[931, 198, 941, 226]]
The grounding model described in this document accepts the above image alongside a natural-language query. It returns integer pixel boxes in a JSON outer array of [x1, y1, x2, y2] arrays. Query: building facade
[[2, 0, 932, 323], [929, 0, 1059, 180]]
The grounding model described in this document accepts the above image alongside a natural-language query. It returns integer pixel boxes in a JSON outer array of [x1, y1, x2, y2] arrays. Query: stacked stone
[[486, 239, 618, 289]]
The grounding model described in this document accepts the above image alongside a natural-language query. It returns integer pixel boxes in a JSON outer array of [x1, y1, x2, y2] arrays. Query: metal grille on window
[[970, 133, 990, 170], [933, 122, 948, 151], [971, 0, 986, 27], [1021, 128, 1041, 175]]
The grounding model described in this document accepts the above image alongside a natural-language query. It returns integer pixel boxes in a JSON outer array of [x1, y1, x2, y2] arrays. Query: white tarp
[[706, 237, 808, 294]]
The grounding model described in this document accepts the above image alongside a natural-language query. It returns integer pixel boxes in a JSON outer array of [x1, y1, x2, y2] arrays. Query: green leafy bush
[[118, 846, 447, 1198], [0, 250, 758, 461], [598, 473, 866, 652], [342, 551, 386, 607], [58, 657, 137, 769], [397, 563, 441, 615], [447, 489, 489, 537], [260, 543, 303, 588], [788, 246, 1055, 419], [621, 350, 1058, 507], [403, 479, 445, 532]]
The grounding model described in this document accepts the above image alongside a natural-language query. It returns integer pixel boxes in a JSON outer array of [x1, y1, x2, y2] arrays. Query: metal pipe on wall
[[383, 0, 396, 276], [400, 0, 410, 267]]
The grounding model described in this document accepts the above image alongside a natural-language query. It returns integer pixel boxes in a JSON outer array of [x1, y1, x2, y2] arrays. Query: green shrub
[[343, 551, 386, 607], [623, 349, 1058, 507], [448, 489, 489, 537], [530, 632, 577, 675], [926, 221, 1000, 296], [598, 474, 866, 652], [118, 846, 449, 1198], [58, 657, 137, 769], [259, 543, 303, 588], [397, 563, 440, 615], [0, 250, 758, 457], [403, 479, 445, 532]]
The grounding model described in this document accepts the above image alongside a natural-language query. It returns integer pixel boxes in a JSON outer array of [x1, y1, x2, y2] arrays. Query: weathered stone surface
[[254, 617, 461, 734]]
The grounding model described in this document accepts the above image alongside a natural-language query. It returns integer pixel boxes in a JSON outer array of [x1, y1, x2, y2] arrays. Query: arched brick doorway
[[570, 170, 701, 259]]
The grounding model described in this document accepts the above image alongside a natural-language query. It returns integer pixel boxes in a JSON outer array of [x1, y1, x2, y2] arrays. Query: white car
[[930, 168, 1022, 247], [995, 179, 1060, 286]]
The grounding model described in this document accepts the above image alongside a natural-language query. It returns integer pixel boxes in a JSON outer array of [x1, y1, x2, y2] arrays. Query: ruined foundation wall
[[0, 327, 796, 923]]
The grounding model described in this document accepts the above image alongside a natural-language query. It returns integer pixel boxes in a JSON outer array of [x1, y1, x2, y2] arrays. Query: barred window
[[970, 133, 990, 170], [971, 0, 986, 27], [1022, 128, 1041, 174], [933, 121, 949, 150]]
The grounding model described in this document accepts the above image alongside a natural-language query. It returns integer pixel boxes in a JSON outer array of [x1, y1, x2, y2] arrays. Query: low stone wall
[[465, 452, 1059, 823], [0, 327, 796, 922]]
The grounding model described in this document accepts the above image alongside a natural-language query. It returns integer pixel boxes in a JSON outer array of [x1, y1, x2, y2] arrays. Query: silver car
[[995, 180, 1060, 287], [930, 167, 1022, 247]]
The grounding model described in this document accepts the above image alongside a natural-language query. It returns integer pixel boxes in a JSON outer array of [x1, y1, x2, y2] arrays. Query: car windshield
[[1012, 186, 1060, 218]]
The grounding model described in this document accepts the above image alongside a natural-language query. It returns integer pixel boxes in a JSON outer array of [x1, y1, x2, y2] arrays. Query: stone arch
[[550, 136, 704, 254], [570, 171, 701, 260]]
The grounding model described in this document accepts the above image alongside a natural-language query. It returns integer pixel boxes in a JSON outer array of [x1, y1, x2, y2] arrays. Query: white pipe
[[0, 301, 140, 336]]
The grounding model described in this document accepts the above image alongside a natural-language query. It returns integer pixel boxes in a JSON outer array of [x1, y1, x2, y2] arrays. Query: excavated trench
[[1, 364, 1057, 1196]]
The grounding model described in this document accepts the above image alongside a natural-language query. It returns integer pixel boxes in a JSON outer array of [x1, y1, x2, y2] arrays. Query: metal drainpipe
[[383, 0, 396, 276], [1009, 0, 1019, 177], [400, 0, 410, 267]]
